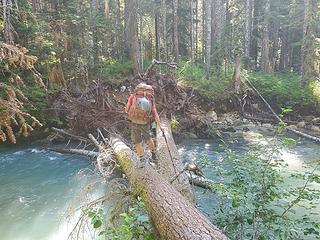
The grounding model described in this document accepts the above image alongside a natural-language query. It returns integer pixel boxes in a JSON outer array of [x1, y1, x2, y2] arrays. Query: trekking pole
[[162, 131, 178, 174]]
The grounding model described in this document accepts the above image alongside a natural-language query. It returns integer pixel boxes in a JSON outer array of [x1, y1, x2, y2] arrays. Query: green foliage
[[170, 116, 179, 133], [99, 60, 134, 81], [199, 127, 320, 239], [248, 71, 319, 106], [85, 198, 154, 240], [177, 61, 233, 101]]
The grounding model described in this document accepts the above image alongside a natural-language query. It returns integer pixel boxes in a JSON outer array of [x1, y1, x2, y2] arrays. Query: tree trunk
[[204, 0, 212, 79], [195, 0, 199, 61], [124, 0, 140, 74], [261, 0, 272, 73], [173, 0, 179, 62], [244, 0, 253, 59], [155, 10, 161, 60], [250, 0, 259, 68], [3, 0, 14, 44], [190, 0, 195, 64], [108, 136, 229, 240], [301, 0, 318, 86], [161, 0, 168, 63], [232, 55, 241, 94], [279, 27, 290, 71], [91, 0, 99, 70], [212, 0, 223, 46], [156, 118, 194, 201]]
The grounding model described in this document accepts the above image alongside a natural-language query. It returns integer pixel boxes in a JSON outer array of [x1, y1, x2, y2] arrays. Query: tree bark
[[173, 0, 179, 62], [161, 0, 168, 63], [232, 55, 241, 94], [244, 0, 253, 59], [261, 0, 272, 73], [204, 0, 212, 79], [301, 0, 318, 85], [250, 0, 259, 68], [155, 10, 161, 61], [3, 0, 14, 44], [108, 136, 229, 240], [124, 0, 140, 74], [190, 0, 195, 64]]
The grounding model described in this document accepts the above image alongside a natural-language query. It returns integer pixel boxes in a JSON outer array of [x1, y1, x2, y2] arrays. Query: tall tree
[[244, 0, 253, 59], [261, 0, 272, 73], [301, 0, 318, 85], [161, 0, 168, 63], [125, 0, 140, 74], [2, 0, 14, 44], [204, 0, 213, 79], [190, 0, 195, 64], [173, 0, 179, 62]]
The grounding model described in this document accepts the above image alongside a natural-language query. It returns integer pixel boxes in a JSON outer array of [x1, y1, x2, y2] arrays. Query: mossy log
[[110, 136, 228, 240]]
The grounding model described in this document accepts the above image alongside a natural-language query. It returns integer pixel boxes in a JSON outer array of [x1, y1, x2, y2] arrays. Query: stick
[[47, 147, 98, 158], [52, 127, 89, 142]]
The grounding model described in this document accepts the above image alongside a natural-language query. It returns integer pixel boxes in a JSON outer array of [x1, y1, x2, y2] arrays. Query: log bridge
[[53, 118, 228, 239]]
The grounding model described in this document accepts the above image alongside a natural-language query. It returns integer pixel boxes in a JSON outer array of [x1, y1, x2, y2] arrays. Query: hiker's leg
[[131, 124, 143, 157], [135, 142, 144, 157]]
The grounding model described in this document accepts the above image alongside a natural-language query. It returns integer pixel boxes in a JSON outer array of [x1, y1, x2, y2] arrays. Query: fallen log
[[156, 118, 194, 201], [52, 127, 89, 142], [47, 147, 98, 158], [245, 79, 320, 144], [108, 136, 228, 240], [187, 172, 215, 189]]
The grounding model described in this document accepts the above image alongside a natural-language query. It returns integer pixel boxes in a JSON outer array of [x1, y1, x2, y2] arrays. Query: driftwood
[[52, 127, 89, 143], [47, 147, 98, 158], [107, 135, 228, 240], [245, 79, 320, 144], [187, 172, 215, 189]]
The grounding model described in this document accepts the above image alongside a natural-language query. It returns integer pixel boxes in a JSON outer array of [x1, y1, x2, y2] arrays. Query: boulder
[[310, 125, 320, 133], [263, 123, 273, 128], [206, 110, 218, 122], [297, 121, 306, 129], [287, 125, 298, 131]]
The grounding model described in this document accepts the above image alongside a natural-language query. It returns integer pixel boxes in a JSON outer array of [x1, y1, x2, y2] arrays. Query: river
[[0, 127, 319, 239]]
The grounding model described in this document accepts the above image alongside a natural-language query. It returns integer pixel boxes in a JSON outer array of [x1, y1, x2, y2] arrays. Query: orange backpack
[[128, 83, 154, 124]]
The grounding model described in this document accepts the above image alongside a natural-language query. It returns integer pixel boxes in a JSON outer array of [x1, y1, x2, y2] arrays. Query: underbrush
[[99, 60, 134, 82], [176, 61, 233, 101], [199, 125, 320, 239], [248, 71, 319, 108]]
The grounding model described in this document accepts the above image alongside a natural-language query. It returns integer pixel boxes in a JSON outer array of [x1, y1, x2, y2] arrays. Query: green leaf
[[93, 219, 102, 229]]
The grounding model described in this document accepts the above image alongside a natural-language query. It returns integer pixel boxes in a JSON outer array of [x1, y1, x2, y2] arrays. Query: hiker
[[125, 83, 164, 161]]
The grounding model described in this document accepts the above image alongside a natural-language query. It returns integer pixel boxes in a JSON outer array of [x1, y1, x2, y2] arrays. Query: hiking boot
[[138, 155, 148, 168], [151, 151, 158, 164]]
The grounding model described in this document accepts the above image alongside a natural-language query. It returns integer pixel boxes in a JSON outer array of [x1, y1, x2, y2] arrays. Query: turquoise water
[[179, 130, 320, 238], [0, 128, 319, 240], [0, 146, 104, 240]]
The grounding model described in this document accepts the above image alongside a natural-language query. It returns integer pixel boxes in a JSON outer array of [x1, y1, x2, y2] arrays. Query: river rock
[[311, 117, 320, 124], [287, 125, 298, 130], [263, 123, 273, 128], [310, 125, 320, 133], [206, 110, 218, 122], [297, 121, 306, 129]]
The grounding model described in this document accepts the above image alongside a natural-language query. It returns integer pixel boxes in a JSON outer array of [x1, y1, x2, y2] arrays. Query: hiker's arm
[[125, 95, 133, 113]]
